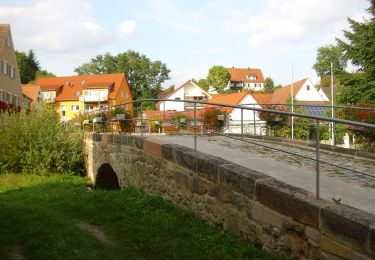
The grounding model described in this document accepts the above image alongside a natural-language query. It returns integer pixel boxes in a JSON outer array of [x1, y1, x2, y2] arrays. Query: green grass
[[0, 174, 285, 260]]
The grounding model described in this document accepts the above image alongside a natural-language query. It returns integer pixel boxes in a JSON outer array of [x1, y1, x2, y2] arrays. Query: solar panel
[[303, 105, 329, 118]]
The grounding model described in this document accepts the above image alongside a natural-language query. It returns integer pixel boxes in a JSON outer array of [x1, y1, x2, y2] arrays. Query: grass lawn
[[0, 174, 285, 259]]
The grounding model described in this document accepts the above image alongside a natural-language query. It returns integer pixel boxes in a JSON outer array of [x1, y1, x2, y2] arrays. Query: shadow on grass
[[0, 175, 286, 260]]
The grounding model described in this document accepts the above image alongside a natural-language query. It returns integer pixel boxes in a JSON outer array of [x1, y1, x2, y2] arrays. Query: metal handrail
[[84, 98, 374, 200]]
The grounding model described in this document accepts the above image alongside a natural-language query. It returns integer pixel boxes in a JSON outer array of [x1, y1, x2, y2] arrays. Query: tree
[[313, 44, 347, 77], [206, 66, 230, 93], [195, 78, 209, 91], [75, 51, 170, 101], [264, 77, 274, 93], [16, 50, 41, 84], [30, 70, 56, 83], [335, 1, 375, 105]]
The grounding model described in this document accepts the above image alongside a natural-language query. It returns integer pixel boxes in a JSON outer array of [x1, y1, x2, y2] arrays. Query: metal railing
[[77, 98, 375, 200]]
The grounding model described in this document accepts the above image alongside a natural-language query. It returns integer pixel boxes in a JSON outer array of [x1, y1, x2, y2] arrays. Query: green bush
[[0, 104, 83, 175]]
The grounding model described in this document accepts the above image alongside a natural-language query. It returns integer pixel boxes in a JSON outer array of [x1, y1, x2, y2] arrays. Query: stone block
[[102, 134, 108, 144], [321, 235, 353, 259], [174, 166, 193, 190], [107, 134, 114, 143], [192, 177, 209, 195], [208, 185, 235, 203], [219, 163, 268, 199], [320, 204, 375, 252], [143, 138, 170, 157], [250, 201, 264, 223], [160, 144, 176, 161], [113, 134, 121, 144], [195, 153, 228, 183], [133, 136, 145, 149], [305, 226, 321, 247], [262, 206, 285, 229], [255, 179, 327, 228], [371, 225, 375, 256], [174, 145, 198, 172]]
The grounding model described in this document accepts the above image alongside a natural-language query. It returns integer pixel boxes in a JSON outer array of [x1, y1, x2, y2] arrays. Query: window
[[85, 104, 94, 111], [120, 91, 124, 98], [175, 97, 181, 100], [10, 65, 15, 78], [306, 85, 310, 91], [125, 92, 128, 98], [61, 105, 66, 117], [7, 93, 12, 104], [6, 36, 11, 47], [84, 90, 89, 96], [246, 74, 257, 80], [0, 90, 3, 102], [2, 60, 7, 75], [71, 105, 79, 111]]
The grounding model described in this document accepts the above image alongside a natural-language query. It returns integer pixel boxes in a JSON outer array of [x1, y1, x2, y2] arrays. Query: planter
[[93, 117, 102, 123], [116, 114, 125, 120]]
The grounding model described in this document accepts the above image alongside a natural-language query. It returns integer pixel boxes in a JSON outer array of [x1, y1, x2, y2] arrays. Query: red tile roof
[[270, 78, 307, 104], [22, 84, 40, 103], [226, 68, 265, 83], [35, 73, 128, 102], [207, 92, 249, 112], [251, 93, 273, 106]]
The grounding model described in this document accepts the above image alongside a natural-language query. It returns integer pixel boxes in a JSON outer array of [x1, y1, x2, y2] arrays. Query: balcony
[[80, 95, 108, 102]]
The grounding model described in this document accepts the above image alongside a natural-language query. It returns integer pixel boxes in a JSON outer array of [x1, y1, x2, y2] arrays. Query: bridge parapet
[[84, 133, 375, 259]]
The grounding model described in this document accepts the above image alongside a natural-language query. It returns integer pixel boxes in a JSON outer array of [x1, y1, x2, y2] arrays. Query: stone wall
[[84, 133, 375, 259]]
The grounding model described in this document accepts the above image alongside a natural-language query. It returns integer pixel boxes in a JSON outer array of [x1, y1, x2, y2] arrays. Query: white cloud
[[223, 0, 369, 46], [118, 20, 137, 41], [0, 0, 137, 75]]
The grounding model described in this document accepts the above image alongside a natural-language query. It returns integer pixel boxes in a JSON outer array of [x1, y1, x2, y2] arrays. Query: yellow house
[[35, 73, 133, 121]]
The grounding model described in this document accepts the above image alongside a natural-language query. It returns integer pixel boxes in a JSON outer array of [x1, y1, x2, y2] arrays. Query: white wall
[[159, 87, 185, 111], [184, 82, 208, 97], [296, 79, 328, 101], [226, 94, 265, 134]]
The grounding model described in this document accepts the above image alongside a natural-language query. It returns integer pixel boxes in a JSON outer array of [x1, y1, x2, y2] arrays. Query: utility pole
[[291, 62, 294, 139], [331, 62, 335, 146]]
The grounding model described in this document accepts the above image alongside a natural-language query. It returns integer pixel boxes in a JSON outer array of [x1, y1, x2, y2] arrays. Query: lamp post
[[331, 62, 335, 146], [291, 62, 294, 139]]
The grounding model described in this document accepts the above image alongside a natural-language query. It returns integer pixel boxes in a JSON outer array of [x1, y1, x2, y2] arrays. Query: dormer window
[[246, 74, 257, 80]]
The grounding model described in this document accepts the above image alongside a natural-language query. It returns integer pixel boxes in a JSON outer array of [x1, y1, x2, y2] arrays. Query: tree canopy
[[312, 44, 347, 78], [16, 50, 41, 84], [195, 78, 209, 91], [206, 66, 231, 93], [74, 51, 170, 101], [335, 1, 375, 105], [264, 77, 274, 94]]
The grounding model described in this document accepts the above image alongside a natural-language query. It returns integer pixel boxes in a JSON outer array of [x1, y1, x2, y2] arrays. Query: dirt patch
[[6, 246, 26, 260], [76, 221, 114, 245]]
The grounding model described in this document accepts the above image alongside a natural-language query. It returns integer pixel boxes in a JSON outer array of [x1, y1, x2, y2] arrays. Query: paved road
[[153, 135, 375, 215]]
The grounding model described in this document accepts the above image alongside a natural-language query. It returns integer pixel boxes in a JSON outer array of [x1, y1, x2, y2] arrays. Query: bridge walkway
[[153, 135, 375, 215]]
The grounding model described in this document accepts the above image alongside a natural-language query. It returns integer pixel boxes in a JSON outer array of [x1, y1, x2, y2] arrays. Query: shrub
[[112, 107, 135, 132], [200, 107, 230, 133], [170, 113, 192, 130], [337, 105, 375, 151], [0, 104, 83, 175]]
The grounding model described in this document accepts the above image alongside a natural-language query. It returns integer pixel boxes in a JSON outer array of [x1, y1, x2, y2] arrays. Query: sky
[[0, 0, 371, 88]]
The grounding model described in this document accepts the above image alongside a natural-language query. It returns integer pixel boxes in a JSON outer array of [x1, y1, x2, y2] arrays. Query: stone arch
[[95, 163, 121, 190]]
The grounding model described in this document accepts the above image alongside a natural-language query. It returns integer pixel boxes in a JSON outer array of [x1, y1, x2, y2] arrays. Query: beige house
[[0, 24, 23, 110]]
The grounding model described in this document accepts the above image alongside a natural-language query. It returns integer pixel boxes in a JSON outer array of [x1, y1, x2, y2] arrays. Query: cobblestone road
[[154, 135, 375, 214]]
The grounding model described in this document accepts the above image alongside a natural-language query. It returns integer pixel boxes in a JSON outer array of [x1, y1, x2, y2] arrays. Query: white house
[[270, 78, 329, 104], [208, 92, 267, 134], [158, 80, 211, 111], [225, 67, 265, 92]]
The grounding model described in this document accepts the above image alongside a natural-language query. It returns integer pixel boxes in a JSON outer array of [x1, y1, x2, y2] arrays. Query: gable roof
[[251, 93, 273, 106], [208, 92, 249, 113], [22, 84, 41, 103], [160, 80, 211, 99], [270, 78, 307, 104], [0, 24, 11, 51], [35, 73, 129, 102], [226, 68, 265, 83]]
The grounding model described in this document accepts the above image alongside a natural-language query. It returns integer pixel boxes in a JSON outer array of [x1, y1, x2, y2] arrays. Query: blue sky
[[0, 0, 370, 88]]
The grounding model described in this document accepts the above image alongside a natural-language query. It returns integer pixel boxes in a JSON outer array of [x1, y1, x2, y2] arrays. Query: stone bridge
[[84, 133, 375, 259]]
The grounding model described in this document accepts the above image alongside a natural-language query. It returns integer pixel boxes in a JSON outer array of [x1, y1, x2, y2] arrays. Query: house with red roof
[[225, 67, 265, 92], [208, 92, 265, 134], [35, 73, 132, 121], [0, 24, 23, 111], [157, 80, 211, 112], [21, 84, 42, 110]]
